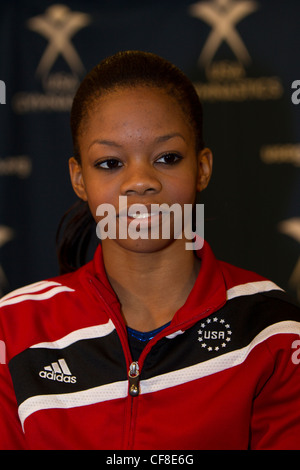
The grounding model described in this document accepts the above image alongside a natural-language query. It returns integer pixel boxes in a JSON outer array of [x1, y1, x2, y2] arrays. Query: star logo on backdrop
[[13, 4, 92, 113], [0, 225, 14, 297], [278, 218, 300, 302], [27, 4, 91, 79], [189, 0, 259, 67]]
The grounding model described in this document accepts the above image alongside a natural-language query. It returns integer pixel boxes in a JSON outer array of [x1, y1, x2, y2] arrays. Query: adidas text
[[39, 370, 77, 383]]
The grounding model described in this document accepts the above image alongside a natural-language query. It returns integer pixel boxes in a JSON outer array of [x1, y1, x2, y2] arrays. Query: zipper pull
[[128, 361, 140, 397]]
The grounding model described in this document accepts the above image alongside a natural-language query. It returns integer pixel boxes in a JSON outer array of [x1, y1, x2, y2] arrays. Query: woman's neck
[[102, 239, 201, 331]]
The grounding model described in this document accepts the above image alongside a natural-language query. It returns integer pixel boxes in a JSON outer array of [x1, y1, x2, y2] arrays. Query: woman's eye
[[96, 159, 122, 170], [156, 153, 182, 165]]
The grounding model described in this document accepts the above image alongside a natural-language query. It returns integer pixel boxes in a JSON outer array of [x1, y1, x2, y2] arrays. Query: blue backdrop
[[0, 0, 299, 302]]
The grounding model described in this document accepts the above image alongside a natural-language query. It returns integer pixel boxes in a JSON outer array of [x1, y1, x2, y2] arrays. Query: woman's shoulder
[[0, 259, 103, 361], [0, 254, 98, 309], [219, 258, 300, 319], [0, 277, 75, 309]]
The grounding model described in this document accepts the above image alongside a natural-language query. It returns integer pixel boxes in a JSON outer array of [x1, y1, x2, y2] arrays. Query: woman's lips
[[117, 204, 172, 232], [118, 204, 168, 219]]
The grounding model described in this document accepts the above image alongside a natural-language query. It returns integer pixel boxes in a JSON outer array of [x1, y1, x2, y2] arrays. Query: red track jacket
[[0, 241, 300, 450]]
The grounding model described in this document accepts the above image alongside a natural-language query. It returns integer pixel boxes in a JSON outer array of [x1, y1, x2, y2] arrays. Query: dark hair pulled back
[[57, 50, 205, 274]]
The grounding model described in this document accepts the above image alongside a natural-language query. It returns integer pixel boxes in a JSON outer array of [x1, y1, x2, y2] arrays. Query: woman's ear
[[68, 157, 88, 201], [196, 148, 213, 192]]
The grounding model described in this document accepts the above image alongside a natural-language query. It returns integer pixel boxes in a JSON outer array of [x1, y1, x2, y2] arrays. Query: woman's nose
[[120, 162, 162, 196]]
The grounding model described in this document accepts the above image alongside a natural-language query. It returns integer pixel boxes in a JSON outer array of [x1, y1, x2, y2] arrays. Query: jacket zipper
[[128, 361, 140, 397], [89, 277, 226, 447], [126, 308, 214, 400], [136, 308, 213, 371], [88, 279, 140, 448]]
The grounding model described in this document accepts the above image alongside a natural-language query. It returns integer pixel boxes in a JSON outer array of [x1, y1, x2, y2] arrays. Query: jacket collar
[[171, 241, 227, 326], [92, 240, 227, 326]]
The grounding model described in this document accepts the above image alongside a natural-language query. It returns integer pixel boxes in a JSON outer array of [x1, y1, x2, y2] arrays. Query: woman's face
[[69, 85, 212, 253]]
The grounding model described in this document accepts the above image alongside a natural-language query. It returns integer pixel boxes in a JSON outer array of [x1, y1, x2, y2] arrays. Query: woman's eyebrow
[[88, 139, 122, 150], [155, 132, 186, 143], [89, 133, 186, 150]]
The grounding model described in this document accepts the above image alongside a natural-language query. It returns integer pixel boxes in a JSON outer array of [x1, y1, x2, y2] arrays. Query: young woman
[[1, 51, 300, 450]]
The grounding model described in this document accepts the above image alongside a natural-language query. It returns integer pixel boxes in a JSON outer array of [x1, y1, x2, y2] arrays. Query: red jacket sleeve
[[0, 335, 27, 449], [250, 333, 300, 449]]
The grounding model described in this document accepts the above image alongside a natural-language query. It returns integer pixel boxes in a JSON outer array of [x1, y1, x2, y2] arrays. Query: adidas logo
[[39, 358, 77, 384]]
